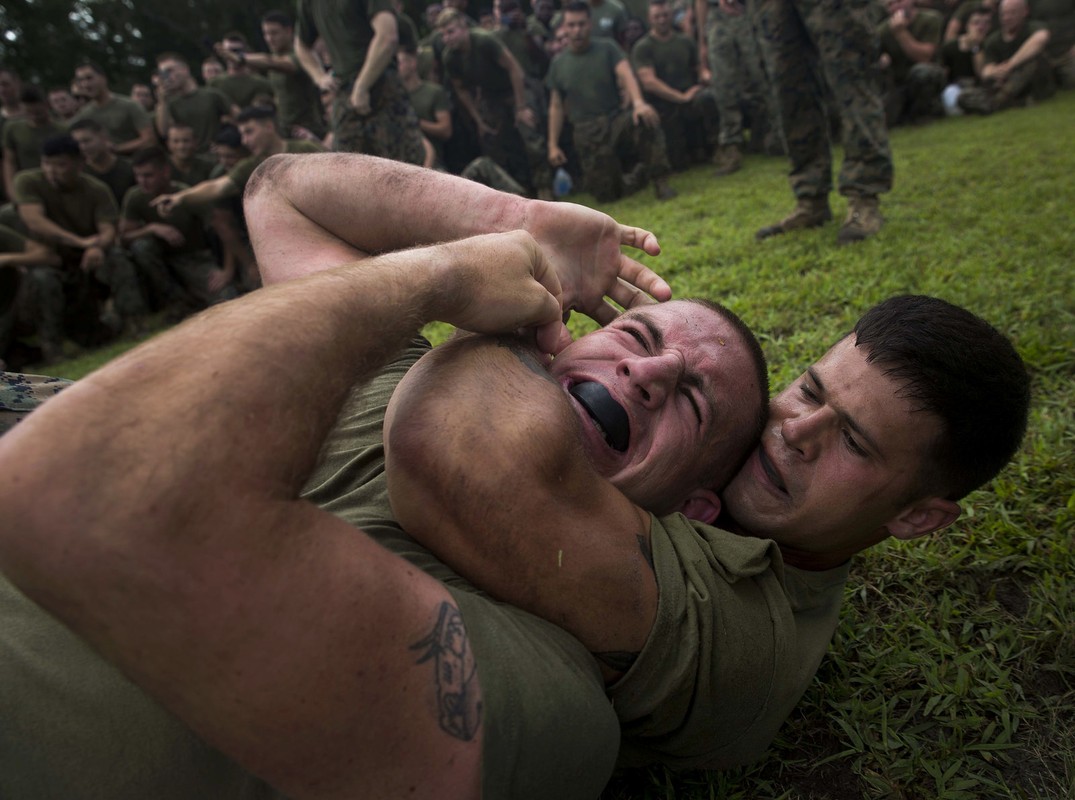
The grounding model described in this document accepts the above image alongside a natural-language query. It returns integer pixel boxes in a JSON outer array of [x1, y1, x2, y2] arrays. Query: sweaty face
[[549, 301, 763, 514], [720, 335, 941, 562]]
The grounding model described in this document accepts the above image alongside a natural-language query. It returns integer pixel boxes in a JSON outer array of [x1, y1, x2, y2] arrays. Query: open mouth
[[758, 445, 787, 493], [569, 382, 630, 452]]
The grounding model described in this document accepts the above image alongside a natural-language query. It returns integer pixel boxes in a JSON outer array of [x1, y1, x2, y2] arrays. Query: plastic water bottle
[[553, 167, 573, 198]]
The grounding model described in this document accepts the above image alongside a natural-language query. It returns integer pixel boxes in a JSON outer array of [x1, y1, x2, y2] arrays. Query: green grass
[[41, 93, 1075, 799]]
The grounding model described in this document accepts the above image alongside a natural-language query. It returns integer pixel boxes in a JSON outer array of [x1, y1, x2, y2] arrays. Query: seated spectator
[[211, 32, 276, 109], [0, 225, 59, 370], [46, 87, 80, 123], [69, 118, 137, 208], [631, 0, 719, 170], [2, 86, 64, 202], [130, 83, 156, 113], [71, 62, 157, 155], [156, 53, 239, 154], [546, 1, 677, 201], [940, 5, 996, 114], [878, 0, 947, 124], [978, 0, 1055, 107], [945, 0, 999, 41], [120, 147, 237, 315], [1030, 0, 1075, 87], [206, 124, 256, 292], [13, 135, 148, 360], [166, 124, 216, 187]]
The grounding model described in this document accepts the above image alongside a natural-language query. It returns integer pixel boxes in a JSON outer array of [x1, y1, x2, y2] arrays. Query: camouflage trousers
[[477, 90, 551, 194], [882, 62, 945, 126], [653, 89, 720, 170], [752, 0, 893, 198], [129, 237, 237, 311], [333, 71, 425, 165], [571, 109, 672, 203], [26, 248, 146, 348], [706, 5, 782, 147]]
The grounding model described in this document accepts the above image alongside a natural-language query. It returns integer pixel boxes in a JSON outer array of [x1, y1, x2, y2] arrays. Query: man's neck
[[651, 28, 674, 42], [401, 72, 421, 91], [92, 89, 112, 106], [87, 151, 116, 172], [171, 154, 193, 170]]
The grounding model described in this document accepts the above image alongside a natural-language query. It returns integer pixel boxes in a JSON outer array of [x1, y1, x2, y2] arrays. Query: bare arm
[[496, 45, 535, 127], [152, 175, 237, 216], [982, 28, 1050, 78], [113, 123, 157, 156], [887, 12, 939, 63], [352, 11, 399, 112], [244, 51, 300, 74], [295, 36, 338, 91], [451, 79, 487, 133], [249, 152, 669, 324], [420, 108, 453, 140], [0, 236, 61, 269], [385, 335, 657, 682], [547, 88, 567, 166], [0, 214, 564, 798], [635, 65, 693, 104], [18, 203, 95, 250], [615, 58, 660, 127]]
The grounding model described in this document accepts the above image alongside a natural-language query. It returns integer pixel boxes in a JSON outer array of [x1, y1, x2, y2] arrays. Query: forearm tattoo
[[411, 602, 482, 741]]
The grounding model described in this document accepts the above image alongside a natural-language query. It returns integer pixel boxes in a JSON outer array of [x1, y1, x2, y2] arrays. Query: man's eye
[[680, 387, 702, 424], [626, 327, 649, 351], [800, 383, 819, 403], [843, 430, 867, 457]]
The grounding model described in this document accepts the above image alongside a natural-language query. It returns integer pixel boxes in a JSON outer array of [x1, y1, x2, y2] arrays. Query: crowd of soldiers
[[0, 0, 1072, 369]]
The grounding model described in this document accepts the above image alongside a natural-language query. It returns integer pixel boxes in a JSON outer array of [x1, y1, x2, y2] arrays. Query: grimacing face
[[720, 335, 950, 565], [549, 301, 763, 516]]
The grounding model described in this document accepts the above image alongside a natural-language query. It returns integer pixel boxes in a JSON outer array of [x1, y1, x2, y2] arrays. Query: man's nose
[[780, 407, 834, 461], [618, 352, 682, 408]]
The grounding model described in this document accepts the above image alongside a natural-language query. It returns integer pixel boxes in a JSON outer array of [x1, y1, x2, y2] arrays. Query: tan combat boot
[[837, 195, 883, 245], [755, 195, 833, 241], [712, 144, 742, 177]]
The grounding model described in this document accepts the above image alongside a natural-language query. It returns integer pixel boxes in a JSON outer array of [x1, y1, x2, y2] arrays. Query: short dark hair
[[236, 104, 277, 124], [131, 146, 170, 168], [562, 0, 592, 16], [157, 52, 189, 67], [222, 31, 250, 47], [41, 134, 83, 159], [851, 295, 1030, 501], [69, 118, 106, 135], [262, 10, 294, 27], [968, 3, 991, 14], [20, 85, 45, 105], [74, 60, 107, 77], [213, 124, 244, 148]]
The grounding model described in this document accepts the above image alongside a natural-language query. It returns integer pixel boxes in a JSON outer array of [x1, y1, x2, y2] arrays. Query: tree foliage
[[1, 0, 284, 91]]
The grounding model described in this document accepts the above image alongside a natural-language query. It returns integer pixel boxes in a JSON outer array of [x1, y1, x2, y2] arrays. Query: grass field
[[41, 93, 1074, 799]]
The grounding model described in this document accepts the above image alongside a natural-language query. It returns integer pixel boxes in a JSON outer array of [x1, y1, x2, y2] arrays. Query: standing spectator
[[589, 0, 631, 41], [528, 0, 557, 43], [46, 87, 80, 123], [978, 0, 1056, 105], [71, 62, 157, 155], [2, 87, 64, 202], [878, 0, 946, 125], [201, 58, 226, 85], [751, 0, 893, 244], [547, 1, 677, 201], [295, 0, 425, 163], [69, 119, 137, 208], [165, 124, 216, 187], [0, 225, 59, 369], [439, 7, 547, 194], [120, 147, 236, 314], [0, 68, 25, 205], [14, 135, 148, 359], [155, 53, 239, 155], [211, 33, 277, 109], [696, 0, 781, 176], [633, 0, 719, 170], [130, 83, 156, 113], [238, 11, 327, 140]]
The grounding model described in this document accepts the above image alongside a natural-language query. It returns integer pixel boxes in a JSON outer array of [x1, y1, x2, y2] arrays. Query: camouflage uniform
[[0, 372, 71, 436], [332, 72, 426, 164], [571, 110, 672, 202], [752, 0, 893, 199], [460, 156, 527, 195], [706, 4, 782, 149]]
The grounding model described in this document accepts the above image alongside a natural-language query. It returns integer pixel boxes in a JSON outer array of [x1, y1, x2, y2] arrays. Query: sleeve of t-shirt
[[631, 38, 655, 71], [227, 157, 258, 194], [918, 13, 943, 46], [366, 0, 396, 21], [119, 187, 141, 222], [91, 181, 120, 225], [212, 90, 233, 116], [0, 224, 27, 254], [432, 85, 451, 113], [128, 99, 152, 131], [12, 172, 45, 207]]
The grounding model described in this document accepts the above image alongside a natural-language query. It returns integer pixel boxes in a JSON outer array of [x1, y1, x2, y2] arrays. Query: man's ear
[[677, 488, 721, 525], [886, 497, 962, 541]]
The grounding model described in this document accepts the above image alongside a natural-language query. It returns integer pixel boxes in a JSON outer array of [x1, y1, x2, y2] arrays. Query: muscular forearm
[[637, 68, 687, 103], [354, 16, 398, 96], [547, 96, 564, 151], [892, 28, 937, 63], [295, 37, 331, 86], [19, 207, 90, 249], [1006, 29, 1050, 69]]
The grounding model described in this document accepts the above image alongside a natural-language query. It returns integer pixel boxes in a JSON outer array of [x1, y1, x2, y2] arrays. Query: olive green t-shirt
[[444, 29, 514, 98], [166, 88, 234, 154], [72, 95, 151, 146], [0, 223, 27, 255], [590, 0, 629, 41], [226, 139, 324, 194], [612, 514, 849, 769], [266, 53, 326, 136], [170, 155, 217, 188], [2, 118, 66, 173], [13, 169, 118, 238], [631, 31, 699, 98], [1030, 0, 1075, 54], [496, 26, 547, 80], [296, 0, 397, 89], [121, 180, 209, 254], [983, 19, 1049, 62], [408, 80, 451, 164], [210, 73, 275, 110], [85, 156, 136, 208], [546, 39, 626, 122], [879, 9, 944, 83]]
